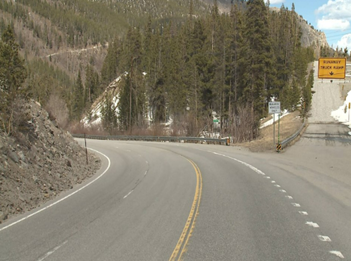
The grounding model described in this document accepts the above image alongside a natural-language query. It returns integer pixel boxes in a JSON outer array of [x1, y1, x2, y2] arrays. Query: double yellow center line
[[169, 159, 203, 261]]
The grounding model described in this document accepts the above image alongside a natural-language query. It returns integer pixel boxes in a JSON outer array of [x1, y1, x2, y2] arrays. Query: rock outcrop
[[0, 101, 101, 223], [297, 15, 329, 50]]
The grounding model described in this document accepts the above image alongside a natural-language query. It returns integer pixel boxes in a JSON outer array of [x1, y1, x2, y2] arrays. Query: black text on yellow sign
[[318, 58, 346, 79]]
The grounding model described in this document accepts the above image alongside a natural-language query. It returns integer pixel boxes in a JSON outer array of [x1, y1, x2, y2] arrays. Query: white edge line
[[306, 221, 320, 228], [123, 190, 134, 199], [37, 240, 68, 261], [212, 152, 265, 176], [329, 251, 345, 259], [318, 235, 331, 242], [0, 148, 111, 232], [299, 211, 309, 215]]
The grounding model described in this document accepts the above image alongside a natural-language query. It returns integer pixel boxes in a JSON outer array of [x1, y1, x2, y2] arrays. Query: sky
[[265, 0, 351, 53]]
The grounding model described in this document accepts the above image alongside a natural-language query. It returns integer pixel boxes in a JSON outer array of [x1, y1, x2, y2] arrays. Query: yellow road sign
[[276, 143, 282, 151], [318, 58, 346, 79]]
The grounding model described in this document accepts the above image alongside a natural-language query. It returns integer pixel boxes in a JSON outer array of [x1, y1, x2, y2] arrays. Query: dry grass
[[235, 111, 304, 152]]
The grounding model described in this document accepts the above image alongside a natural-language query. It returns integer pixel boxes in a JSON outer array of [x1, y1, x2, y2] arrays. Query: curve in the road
[[169, 159, 202, 261], [0, 148, 111, 233]]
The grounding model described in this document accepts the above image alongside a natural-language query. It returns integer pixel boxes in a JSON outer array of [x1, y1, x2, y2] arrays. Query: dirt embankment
[[237, 111, 304, 152], [0, 101, 101, 223]]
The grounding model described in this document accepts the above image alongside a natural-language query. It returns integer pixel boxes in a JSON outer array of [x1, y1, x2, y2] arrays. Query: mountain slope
[[0, 101, 101, 223]]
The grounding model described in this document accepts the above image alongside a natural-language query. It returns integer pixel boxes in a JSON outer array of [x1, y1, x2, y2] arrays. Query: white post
[[273, 114, 275, 146]]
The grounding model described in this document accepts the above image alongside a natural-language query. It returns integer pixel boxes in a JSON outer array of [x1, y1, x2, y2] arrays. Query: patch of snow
[[331, 90, 351, 132], [260, 110, 289, 129]]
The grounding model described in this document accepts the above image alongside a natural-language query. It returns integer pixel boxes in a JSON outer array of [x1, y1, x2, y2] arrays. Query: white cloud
[[317, 19, 350, 30], [316, 0, 351, 20], [264, 0, 285, 4], [316, 0, 351, 31], [336, 33, 351, 51]]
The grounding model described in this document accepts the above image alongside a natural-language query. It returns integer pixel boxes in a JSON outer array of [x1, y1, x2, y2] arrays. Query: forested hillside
[[0, 0, 210, 129], [89, 1, 315, 141], [0, 0, 338, 142]]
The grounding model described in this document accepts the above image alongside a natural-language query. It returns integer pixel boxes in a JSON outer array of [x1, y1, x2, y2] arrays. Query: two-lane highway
[[0, 140, 198, 261], [1, 138, 350, 260]]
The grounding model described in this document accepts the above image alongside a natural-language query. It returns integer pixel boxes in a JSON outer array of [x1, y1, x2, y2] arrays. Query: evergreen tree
[[228, 3, 249, 138], [0, 25, 27, 134], [244, 0, 274, 139], [85, 64, 100, 104], [302, 69, 313, 117], [100, 36, 120, 86], [101, 93, 118, 134], [189, 19, 214, 130], [118, 75, 132, 131], [166, 28, 188, 122], [124, 27, 146, 128], [70, 70, 85, 120]]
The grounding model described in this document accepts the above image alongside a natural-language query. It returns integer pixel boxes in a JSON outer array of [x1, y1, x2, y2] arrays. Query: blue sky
[[265, 0, 351, 52]]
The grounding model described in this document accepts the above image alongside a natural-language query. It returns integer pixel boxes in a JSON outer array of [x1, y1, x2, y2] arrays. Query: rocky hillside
[[0, 101, 101, 223], [297, 15, 329, 54]]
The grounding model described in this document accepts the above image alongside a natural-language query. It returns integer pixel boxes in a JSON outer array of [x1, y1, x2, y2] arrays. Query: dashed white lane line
[[0, 148, 111, 233], [37, 240, 68, 261], [306, 221, 320, 228], [211, 151, 345, 260], [144, 171, 148, 176], [330, 251, 345, 259], [123, 190, 134, 199], [318, 235, 332, 242]]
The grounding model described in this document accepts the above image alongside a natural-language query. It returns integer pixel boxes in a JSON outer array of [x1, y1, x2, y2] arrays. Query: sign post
[[268, 102, 281, 151], [273, 114, 275, 146]]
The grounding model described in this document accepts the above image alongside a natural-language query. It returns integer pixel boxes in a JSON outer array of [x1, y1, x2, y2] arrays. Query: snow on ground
[[260, 61, 351, 136], [331, 90, 351, 135], [310, 60, 351, 135], [309, 61, 346, 123], [260, 110, 289, 129]]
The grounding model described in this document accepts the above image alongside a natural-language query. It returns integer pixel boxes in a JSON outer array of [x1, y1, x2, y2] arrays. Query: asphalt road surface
[[1, 137, 350, 260], [1, 62, 350, 260]]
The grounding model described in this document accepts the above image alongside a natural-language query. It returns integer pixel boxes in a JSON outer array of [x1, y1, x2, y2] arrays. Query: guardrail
[[73, 134, 228, 145], [281, 120, 306, 149]]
